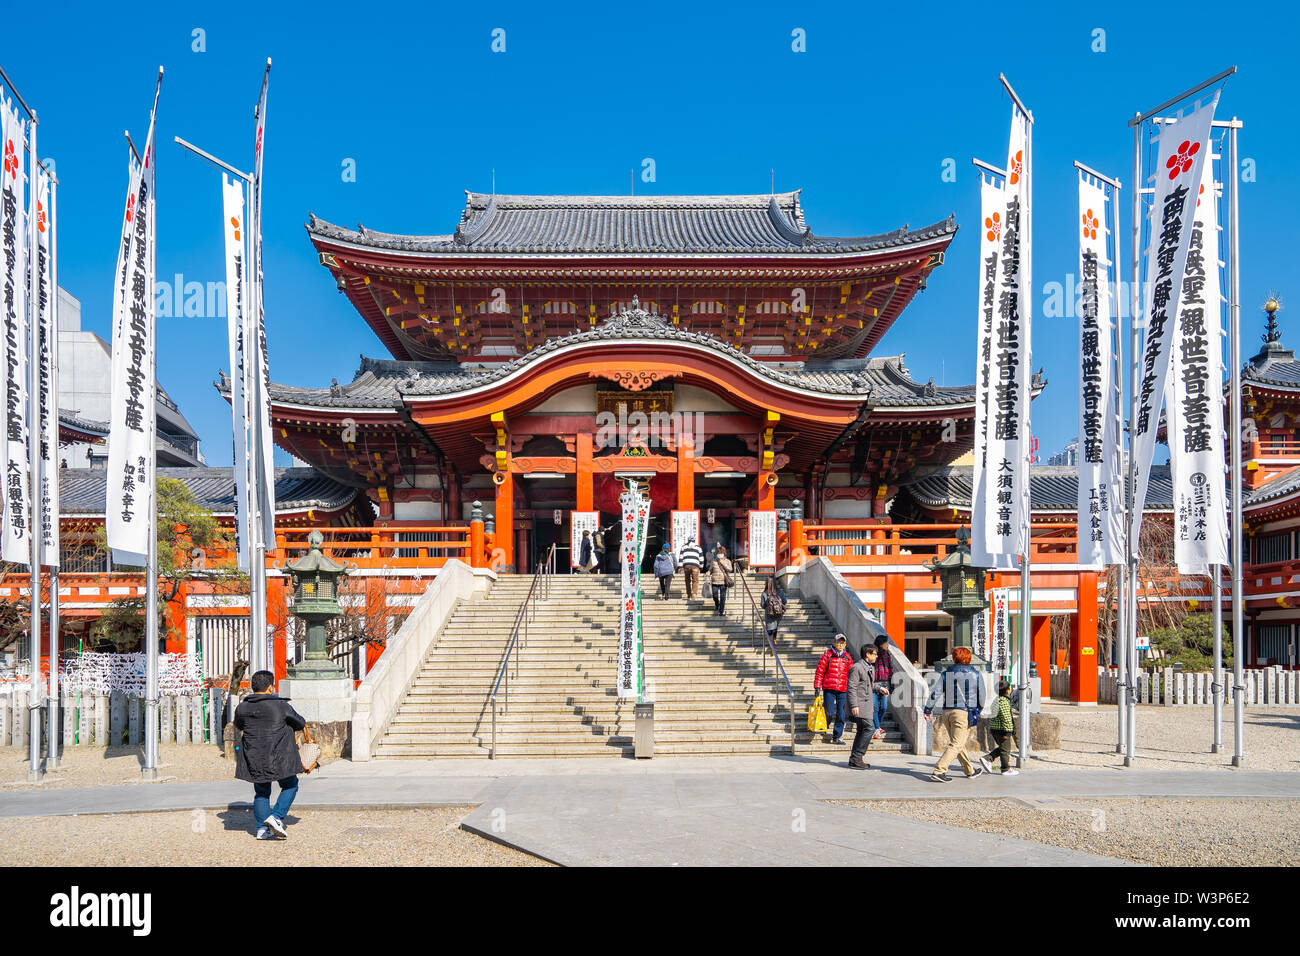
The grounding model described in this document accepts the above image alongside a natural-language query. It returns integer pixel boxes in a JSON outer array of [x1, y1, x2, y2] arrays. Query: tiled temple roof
[[306, 191, 958, 256], [233, 308, 976, 411], [59, 467, 362, 517], [1243, 341, 1300, 389], [902, 465, 1176, 513]]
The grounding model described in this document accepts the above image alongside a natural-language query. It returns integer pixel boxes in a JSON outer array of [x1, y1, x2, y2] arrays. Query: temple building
[[240, 191, 974, 574]]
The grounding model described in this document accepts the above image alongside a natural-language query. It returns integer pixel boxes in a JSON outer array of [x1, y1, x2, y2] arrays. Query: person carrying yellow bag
[[807, 693, 828, 733]]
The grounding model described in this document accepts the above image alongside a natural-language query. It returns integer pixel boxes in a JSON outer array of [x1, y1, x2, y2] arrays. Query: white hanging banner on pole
[[1, 97, 30, 565], [972, 175, 1005, 567], [107, 94, 159, 567], [979, 106, 1031, 564], [35, 169, 57, 565], [617, 487, 648, 699], [222, 175, 251, 571], [1077, 174, 1125, 568], [1130, 92, 1220, 554], [1168, 159, 1229, 574], [250, 64, 275, 545]]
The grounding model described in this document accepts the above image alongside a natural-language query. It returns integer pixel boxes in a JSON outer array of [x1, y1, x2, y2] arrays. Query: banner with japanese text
[[35, 170, 57, 564], [971, 176, 1003, 567], [1167, 158, 1228, 574], [1076, 174, 1124, 568], [250, 67, 275, 546], [1, 97, 29, 565], [107, 96, 159, 567], [1130, 93, 1219, 556], [977, 106, 1031, 565], [222, 175, 251, 570], [618, 488, 649, 699]]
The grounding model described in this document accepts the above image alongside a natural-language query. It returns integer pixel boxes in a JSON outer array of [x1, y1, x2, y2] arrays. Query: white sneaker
[[979, 756, 993, 773], [256, 827, 274, 840], [1002, 769, 1020, 776], [265, 816, 288, 839]]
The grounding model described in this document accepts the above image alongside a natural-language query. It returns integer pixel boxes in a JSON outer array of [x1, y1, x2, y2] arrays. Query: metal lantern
[[286, 529, 350, 679], [925, 526, 991, 672]]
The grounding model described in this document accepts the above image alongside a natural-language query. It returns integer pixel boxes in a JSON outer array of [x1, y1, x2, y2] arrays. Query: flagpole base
[[1231, 755, 1244, 768], [27, 768, 41, 782], [140, 766, 158, 781]]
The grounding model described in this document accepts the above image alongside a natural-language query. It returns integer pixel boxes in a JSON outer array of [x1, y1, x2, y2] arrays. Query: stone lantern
[[280, 529, 355, 729], [925, 526, 990, 673]]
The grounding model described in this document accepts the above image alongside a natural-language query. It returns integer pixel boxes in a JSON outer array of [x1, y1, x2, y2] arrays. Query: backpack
[[767, 593, 785, 617]]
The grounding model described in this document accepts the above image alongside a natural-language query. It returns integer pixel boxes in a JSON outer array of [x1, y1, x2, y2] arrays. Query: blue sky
[[5, 0, 1296, 467]]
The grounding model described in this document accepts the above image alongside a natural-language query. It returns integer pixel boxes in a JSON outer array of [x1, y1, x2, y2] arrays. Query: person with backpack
[[234, 670, 308, 840], [922, 645, 987, 782], [845, 642, 880, 769], [579, 529, 597, 573], [677, 535, 704, 599], [653, 542, 678, 599], [760, 576, 786, 643], [708, 545, 735, 616], [813, 633, 854, 744], [979, 679, 1020, 776]]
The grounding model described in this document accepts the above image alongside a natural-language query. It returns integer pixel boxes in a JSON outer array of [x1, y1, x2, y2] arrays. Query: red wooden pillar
[[885, 573, 905, 644], [493, 471, 514, 572], [469, 513, 485, 568], [577, 432, 594, 512], [1069, 570, 1099, 704], [165, 579, 188, 654], [677, 438, 694, 511], [269, 578, 289, 682], [1031, 614, 1052, 699]]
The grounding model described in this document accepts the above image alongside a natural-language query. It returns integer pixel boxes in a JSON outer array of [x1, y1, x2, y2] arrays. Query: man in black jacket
[[234, 671, 307, 840], [845, 644, 879, 770]]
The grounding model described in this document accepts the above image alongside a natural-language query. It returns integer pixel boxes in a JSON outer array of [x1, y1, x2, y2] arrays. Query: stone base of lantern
[[280, 675, 356, 724]]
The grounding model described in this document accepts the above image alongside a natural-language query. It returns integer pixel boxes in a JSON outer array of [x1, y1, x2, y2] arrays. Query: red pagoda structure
[[237, 191, 974, 574]]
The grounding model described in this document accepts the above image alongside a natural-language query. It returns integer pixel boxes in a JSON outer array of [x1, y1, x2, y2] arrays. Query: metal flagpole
[[1108, 169, 1126, 753], [1125, 114, 1142, 767], [25, 108, 42, 781], [1212, 565, 1223, 750], [47, 174, 60, 768], [1000, 73, 1033, 768], [1227, 118, 1245, 767], [143, 80, 162, 779]]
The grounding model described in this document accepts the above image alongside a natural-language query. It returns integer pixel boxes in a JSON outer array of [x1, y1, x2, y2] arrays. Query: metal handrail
[[489, 542, 558, 758], [736, 569, 797, 755]]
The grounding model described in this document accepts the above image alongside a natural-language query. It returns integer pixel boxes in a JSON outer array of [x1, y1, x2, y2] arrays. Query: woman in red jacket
[[813, 634, 853, 744]]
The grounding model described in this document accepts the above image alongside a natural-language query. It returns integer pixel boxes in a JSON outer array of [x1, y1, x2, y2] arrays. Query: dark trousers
[[873, 689, 889, 730], [985, 728, 1014, 772], [712, 583, 728, 614], [252, 775, 299, 826], [850, 715, 875, 763], [822, 689, 847, 740], [658, 574, 672, 598]]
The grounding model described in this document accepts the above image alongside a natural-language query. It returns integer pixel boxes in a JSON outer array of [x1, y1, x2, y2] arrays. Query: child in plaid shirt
[[979, 680, 1019, 776]]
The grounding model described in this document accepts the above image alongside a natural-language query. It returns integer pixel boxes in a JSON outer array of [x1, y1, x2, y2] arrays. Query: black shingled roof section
[[902, 465, 1175, 512], [228, 311, 975, 411], [1243, 341, 1300, 389], [59, 467, 362, 517], [306, 191, 958, 256]]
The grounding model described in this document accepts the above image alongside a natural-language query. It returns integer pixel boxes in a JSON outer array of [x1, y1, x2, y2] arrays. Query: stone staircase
[[375, 571, 910, 758]]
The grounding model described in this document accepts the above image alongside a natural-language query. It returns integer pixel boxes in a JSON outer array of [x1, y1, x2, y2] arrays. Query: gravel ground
[[838, 797, 1300, 866], [0, 806, 549, 866], [2, 744, 242, 790], [1038, 704, 1300, 772]]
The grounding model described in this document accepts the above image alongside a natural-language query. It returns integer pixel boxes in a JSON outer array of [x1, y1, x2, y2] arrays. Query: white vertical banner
[[1076, 174, 1124, 568], [250, 65, 275, 545], [1, 98, 29, 565], [222, 176, 250, 570], [990, 588, 1011, 675], [1130, 93, 1220, 552], [747, 510, 777, 567], [107, 100, 159, 566], [971, 176, 1004, 567], [617, 487, 649, 699], [570, 510, 598, 568], [979, 107, 1031, 564], [670, 509, 700, 556], [35, 170, 57, 565], [1168, 158, 1228, 574]]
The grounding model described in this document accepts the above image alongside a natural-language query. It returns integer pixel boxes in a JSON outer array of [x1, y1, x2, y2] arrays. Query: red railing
[[793, 522, 1079, 566], [274, 524, 474, 569]]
